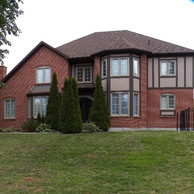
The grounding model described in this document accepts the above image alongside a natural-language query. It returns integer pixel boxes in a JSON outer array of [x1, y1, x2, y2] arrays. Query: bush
[[83, 122, 100, 133], [1, 127, 19, 133], [35, 123, 51, 133], [21, 117, 38, 132]]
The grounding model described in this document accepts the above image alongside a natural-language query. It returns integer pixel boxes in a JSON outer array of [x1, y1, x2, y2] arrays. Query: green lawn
[[0, 131, 193, 193]]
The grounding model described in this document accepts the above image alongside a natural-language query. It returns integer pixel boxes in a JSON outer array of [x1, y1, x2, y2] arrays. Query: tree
[[45, 72, 60, 130], [0, 0, 23, 62], [88, 74, 110, 131], [72, 77, 83, 132], [58, 78, 83, 133]]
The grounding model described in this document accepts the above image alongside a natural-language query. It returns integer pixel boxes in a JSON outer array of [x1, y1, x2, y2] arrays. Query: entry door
[[79, 98, 93, 123]]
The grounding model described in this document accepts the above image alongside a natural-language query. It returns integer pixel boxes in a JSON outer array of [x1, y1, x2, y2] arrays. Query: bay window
[[111, 58, 129, 76]]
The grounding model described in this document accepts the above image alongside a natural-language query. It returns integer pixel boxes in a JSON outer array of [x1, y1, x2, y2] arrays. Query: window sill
[[111, 115, 129, 117], [4, 118, 16, 120]]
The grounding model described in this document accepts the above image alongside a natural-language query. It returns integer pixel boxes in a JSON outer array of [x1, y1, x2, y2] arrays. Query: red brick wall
[[0, 45, 69, 129], [147, 89, 193, 128], [110, 54, 148, 128], [94, 56, 101, 83]]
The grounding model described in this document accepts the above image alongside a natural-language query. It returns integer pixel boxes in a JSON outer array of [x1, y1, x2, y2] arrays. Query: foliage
[[0, 126, 19, 132], [58, 78, 82, 133], [0, 0, 23, 61], [20, 117, 38, 132], [35, 123, 51, 133], [83, 122, 100, 133], [0, 131, 193, 193], [89, 74, 110, 131], [45, 72, 60, 130], [72, 77, 83, 132]]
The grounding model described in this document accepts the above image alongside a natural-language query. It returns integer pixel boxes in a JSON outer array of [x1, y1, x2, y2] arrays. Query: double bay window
[[76, 66, 92, 83], [160, 94, 175, 110], [37, 66, 51, 83], [111, 58, 129, 76], [160, 60, 176, 76], [112, 93, 129, 115], [4, 99, 15, 119]]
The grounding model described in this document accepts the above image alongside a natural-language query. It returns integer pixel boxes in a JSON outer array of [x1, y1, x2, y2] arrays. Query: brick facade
[[0, 45, 69, 129]]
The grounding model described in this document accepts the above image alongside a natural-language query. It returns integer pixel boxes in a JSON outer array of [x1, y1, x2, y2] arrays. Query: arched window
[[36, 66, 51, 83]]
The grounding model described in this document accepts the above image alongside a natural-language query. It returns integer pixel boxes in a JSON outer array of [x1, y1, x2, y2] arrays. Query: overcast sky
[[3, 0, 194, 73]]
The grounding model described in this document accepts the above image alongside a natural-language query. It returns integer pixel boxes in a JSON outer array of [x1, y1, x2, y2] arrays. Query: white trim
[[36, 66, 51, 84], [75, 66, 92, 83]]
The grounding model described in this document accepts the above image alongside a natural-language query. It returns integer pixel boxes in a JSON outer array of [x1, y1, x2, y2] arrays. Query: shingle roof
[[26, 84, 50, 96], [56, 30, 194, 58]]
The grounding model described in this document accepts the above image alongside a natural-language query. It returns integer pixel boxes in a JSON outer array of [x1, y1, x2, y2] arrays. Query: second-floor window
[[160, 60, 176, 76], [37, 66, 51, 83], [76, 66, 92, 83], [111, 58, 129, 76], [101, 59, 107, 78], [133, 58, 140, 77]]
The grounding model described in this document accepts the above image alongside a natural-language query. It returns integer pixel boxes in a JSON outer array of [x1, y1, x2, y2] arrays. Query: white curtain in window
[[121, 59, 128, 75], [37, 69, 43, 83], [34, 98, 40, 117], [161, 96, 167, 109], [45, 68, 51, 83], [161, 62, 167, 75], [133, 59, 139, 76], [112, 94, 119, 114], [42, 97, 48, 116]]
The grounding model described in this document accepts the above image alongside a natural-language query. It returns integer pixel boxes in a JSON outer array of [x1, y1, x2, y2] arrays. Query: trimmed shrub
[[20, 117, 38, 132], [35, 123, 51, 133], [83, 122, 100, 133], [88, 74, 110, 131], [45, 72, 60, 131]]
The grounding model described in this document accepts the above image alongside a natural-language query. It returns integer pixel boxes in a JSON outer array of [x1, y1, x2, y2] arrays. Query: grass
[[0, 131, 193, 193]]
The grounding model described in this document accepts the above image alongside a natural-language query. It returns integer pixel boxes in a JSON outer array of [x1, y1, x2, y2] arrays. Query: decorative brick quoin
[[0, 30, 193, 130]]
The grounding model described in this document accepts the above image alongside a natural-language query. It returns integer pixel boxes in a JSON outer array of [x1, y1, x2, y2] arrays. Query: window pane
[[112, 59, 119, 75], [37, 69, 43, 83], [133, 59, 139, 76], [121, 94, 128, 114], [34, 98, 40, 117], [11, 100, 15, 118], [169, 96, 175, 108], [161, 62, 167, 75], [102, 61, 107, 77], [77, 68, 83, 82], [5, 100, 10, 118], [42, 97, 48, 116], [169, 62, 175, 75], [44, 68, 51, 83], [161, 96, 167, 109], [85, 68, 91, 82], [133, 94, 139, 115], [112, 94, 119, 115], [121, 59, 128, 75]]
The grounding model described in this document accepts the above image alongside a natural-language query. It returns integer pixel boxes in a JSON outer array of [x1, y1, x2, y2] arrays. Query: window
[[160, 94, 175, 110], [133, 58, 140, 77], [111, 58, 129, 76], [4, 99, 15, 119], [37, 66, 51, 83], [76, 66, 92, 83], [111, 93, 129, 115], [101, 59, 107, 77], [160, 60, 176, 76], [33, 96, 48, 117], [133, 93, 140, 116]]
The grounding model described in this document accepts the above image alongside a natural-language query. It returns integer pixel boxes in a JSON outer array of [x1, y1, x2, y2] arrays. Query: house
[[0, 30, 193, 130]]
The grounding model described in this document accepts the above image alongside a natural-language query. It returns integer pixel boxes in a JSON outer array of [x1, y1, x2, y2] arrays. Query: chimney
[[0, 62, 7, 81]]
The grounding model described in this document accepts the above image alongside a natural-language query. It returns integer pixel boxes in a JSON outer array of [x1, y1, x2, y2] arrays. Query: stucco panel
[[154, 58, 158, 88], [178, 57, 184, 87], [102, 79, 107, 91], [133, 78, 140, 91], [110, 78, 129, 91], [160, 78, 176, 87], [186, 57, 192, 87], [148, 58, 152, 88]]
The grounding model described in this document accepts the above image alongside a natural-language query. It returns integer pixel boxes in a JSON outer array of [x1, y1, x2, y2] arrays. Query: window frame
[[111, 93, 129, 116], [101, 59, 107, 78], [110, 58, 129, 76], [36, 66, 51, 84], [160, 94, 176, 110], [133, 58, 140, 77], [133, 93, 140, 116], [76, 66, 92, 83], [33, 96, 48, 118], [4, 98, 15, 119], [160, 60, 176, 76]]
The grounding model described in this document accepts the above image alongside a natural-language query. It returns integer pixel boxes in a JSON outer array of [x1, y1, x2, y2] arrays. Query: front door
[[79, 97, 93, 123]]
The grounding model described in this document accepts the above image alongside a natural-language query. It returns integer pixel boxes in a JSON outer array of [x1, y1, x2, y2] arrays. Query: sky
[[3, 0, 194, 73]]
